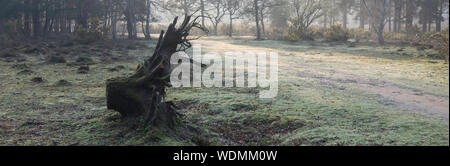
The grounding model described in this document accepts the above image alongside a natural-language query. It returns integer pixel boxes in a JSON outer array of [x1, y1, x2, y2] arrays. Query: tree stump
[[106, 16, 206, 127]]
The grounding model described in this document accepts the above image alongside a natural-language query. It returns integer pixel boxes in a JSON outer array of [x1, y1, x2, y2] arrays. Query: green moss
[[54, 80, 72, 86], [76, 55, 94, 63]]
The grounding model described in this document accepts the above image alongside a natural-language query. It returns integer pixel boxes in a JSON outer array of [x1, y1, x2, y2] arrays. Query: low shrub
[[325, 25, 350, 42], [266, 27, 289, 41], [72, 18, 104, 44], [424, 32, 449, 62]]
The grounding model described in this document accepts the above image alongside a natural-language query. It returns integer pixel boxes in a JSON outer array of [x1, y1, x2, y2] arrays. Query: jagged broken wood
[[106, 16, 206, 127]]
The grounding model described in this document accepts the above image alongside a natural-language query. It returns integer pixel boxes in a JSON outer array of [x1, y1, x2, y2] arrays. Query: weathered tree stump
[[106, 16, 206, 127]]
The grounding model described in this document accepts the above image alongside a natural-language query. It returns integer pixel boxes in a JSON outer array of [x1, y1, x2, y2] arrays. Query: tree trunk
[[68, 20, 72, 33], [342, 5, 348, 29], [112, 13, 117, 40], [32, 0, 41, 37], [214, 23, 218, 35], [60, 0, 66, 33], [103, 0, 109, 34], [145, 0, 151, 40], [428, 20, 431, 32], [405, 1, 413, 30], [76, 0, 87, 28], [24, 0, 31, 37], [377, 0, 387, 45], [331, 0, 336, 25], [132, 0, 138, 39], [394, 0, 401, 32], [260, 10, 265, 36], [126, 0, 135, 39], [359, 0, 365, 29], [112, 4, 117, 40], [254, 0, 261, 40], [260, 1, 265, 36], [436, 0, 443, 32], [200, 0, 205, 28], [229, 14, 233, 37], [422, 20, 427, 32], [388, 16, 391, 32], [43, 0, 49, 37], [106, 16, 204, 126]]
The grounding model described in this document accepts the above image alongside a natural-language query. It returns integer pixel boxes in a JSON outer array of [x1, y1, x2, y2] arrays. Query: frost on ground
[[0, 37, 448, 146]]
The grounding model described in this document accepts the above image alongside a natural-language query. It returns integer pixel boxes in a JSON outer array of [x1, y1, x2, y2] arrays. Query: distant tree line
[[0, 0, 157, 40], [0, 0, 449, 44]]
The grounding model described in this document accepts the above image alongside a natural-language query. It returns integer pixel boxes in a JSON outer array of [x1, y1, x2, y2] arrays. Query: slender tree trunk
[[49, 17, 54, 33], [24, 0, 31, 37], [214, 23, 218, 35], [428, 20, 431, 32], [60, 0, 66, 33], [342, 5, 348, 29], [145, 0, 151, 40], [43, 15, 49, 37], [260, 13, 265, 36], [32, 0, 41, 37], [200, 0, 205, 27], [68, 20, 72, 33], [132, 0, 137, 39], [43, 0, 49, 37], [77, 0, 87, 28], [260, 1, 265, 35], [331, 0, 335, 25], [436, 0, 442, 32], [254, 0, 261, 40], [377, 0, 387, 45], [422, 19, 427, 32], [103, 0, 109, 34], [388, 16, 392, 32], [405, 1, 413, 30], [54, 0, 60, 33], [126, 0, 135, 39], [122, 19, 126, 39], [112, 11, 117, 40], [394, 0, 402, 32], [359, 0, 365, 29], [229, 14, 233, 37]]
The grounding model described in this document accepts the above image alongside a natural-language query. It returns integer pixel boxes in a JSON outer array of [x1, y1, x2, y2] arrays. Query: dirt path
[[194, 39, 449, 121]]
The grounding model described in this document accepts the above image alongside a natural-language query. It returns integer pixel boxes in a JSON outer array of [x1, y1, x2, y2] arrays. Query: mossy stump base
[[106, 77, 179, 127]]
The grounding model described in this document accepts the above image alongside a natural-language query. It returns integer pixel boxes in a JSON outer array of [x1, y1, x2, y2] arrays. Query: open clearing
[[0, 36, 448, 146]]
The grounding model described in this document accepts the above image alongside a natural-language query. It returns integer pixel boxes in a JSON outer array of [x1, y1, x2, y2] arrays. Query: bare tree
[[223, 0, 242, 37], [289, 0, 323, 39], [166, 0, 198, 15], [363, 0, 388, 44], [206, 0, 226, 35], [259, 0, 283, 36]]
